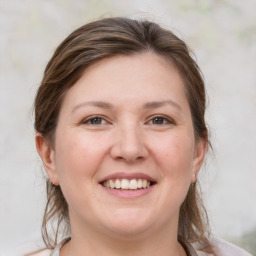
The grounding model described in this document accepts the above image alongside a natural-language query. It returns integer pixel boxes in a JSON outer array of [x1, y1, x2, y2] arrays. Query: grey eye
[[88, 117, 104, 124], [150, 116, 172, 125], [83, 116, 107, 125], [152, 117, 165, 124]]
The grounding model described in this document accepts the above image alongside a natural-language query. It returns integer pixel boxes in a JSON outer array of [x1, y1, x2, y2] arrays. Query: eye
[[147, 115, 174, 125], [82, 116, 108, 125]]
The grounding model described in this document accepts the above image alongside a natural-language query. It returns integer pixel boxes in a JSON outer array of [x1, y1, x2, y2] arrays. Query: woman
[[31, 17, 252, 256]]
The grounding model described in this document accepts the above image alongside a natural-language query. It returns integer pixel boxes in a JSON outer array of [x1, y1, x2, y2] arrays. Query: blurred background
[[0, 0, 255, 254]]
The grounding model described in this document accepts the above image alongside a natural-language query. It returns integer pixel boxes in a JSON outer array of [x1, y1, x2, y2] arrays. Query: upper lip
[[99, 172, 157, 183]]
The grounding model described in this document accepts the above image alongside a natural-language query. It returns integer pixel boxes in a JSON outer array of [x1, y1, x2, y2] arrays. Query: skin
[[36, 53, 207, 256]]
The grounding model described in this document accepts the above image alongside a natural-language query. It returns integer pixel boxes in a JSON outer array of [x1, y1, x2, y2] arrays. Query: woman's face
[[38, 53, 206, 238]]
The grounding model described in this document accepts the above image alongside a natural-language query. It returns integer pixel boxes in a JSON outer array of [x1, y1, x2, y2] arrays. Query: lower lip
[[100, 185, 156, 199]]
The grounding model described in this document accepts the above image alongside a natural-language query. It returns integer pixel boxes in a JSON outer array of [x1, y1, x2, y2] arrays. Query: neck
[[61, 216, 187, 256]]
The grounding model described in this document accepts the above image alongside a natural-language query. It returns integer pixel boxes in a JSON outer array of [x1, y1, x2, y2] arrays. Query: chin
[[100, 208, 153, 237]]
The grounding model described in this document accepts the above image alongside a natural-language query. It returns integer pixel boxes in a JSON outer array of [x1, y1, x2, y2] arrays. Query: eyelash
[[81, 116, 109, 125], [81, 115, 175, 126], [146, 115, 175, 126]]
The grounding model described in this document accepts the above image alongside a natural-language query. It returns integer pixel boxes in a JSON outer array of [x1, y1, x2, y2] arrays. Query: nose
[[110, 124, 149, 163]]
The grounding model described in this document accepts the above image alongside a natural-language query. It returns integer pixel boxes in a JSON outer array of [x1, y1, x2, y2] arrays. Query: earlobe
[[191, 137, 207, 183], [35, 133, 59, 185]]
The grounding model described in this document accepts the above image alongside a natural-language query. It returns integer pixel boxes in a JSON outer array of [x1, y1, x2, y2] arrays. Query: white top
[[6, 237, 254, 256]]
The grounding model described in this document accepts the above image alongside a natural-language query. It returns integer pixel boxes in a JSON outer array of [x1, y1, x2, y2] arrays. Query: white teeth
[[129, 179, 137, 190], [137, 179, 142, 188], [103, 181, 109, 187], [115, 179, 121, 189], [103, 178, 152, 190], [142, 179, 147, 188], [109, 179, 115, 189], [121, 179, 130, 189]]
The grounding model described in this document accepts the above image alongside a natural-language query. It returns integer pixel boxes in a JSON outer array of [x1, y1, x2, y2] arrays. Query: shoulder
[[4, 240, 52, 256], [23, 249, 52, 256], [201, 237, 254, 256], [22, 237, 70, 256]]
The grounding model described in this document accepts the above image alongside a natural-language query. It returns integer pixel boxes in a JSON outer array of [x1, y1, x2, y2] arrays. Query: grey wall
[[1, 0, 255, 253]]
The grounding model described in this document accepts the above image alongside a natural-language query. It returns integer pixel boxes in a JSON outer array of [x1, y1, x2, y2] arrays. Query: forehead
[[60, 52, 189, 112]]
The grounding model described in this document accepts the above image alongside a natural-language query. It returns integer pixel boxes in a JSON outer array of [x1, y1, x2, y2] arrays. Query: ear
[[191, 137, 207, 183], [35, 133, 59, 185]]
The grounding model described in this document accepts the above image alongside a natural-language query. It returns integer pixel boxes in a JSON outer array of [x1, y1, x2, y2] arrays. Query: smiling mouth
[[101, 179, 156, 190]]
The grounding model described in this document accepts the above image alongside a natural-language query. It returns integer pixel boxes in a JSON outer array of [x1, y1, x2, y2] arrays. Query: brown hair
[[34, 17, 213, 252]]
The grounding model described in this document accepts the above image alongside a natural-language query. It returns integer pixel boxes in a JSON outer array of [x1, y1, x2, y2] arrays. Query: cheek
[[148, 134, 195, 224], [54, 130, 107, 184], [152, 133, 195, 177], [53, 131, 108, 212]]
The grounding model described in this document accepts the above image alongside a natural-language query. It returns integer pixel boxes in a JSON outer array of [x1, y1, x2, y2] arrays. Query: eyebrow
[[72, 101, 113, 113], [143, 100, 182, 111], [72, 99, 182, 113]]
